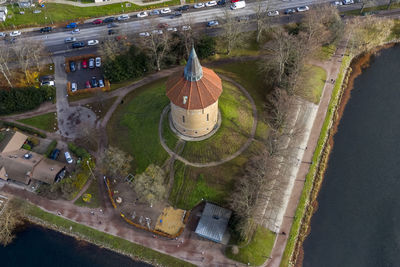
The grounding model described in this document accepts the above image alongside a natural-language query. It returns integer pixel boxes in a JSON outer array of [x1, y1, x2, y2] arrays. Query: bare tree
[[360, 0, 377, 13], [220, 7, 245, 55], [180, 15, 195, 58], [0, 198, 26, 246], [102, 146, 133, 178], [253, 0, 271, 43], [13, 44, 30, 82], [132, 164, 166, 205], [387, 0, 400, 8]]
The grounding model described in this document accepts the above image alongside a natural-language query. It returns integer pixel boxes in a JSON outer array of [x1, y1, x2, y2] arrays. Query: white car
[[99, 79, 105, 88], [206, 1, 217, 7], [95, 57, 101, 67], [194, 3, 205, 8], [160, 8, 171, 14], [267, 10, 279, 16], [64, 151, 73, 164], [182, 25, 191, 31], [231, 1, 245, 9], [87, 40, 99, 46], [117, 14, 129, 21], [64, 37, 76, 43], [207, 20, 219, 27], [41, 80, 55, 86], [0, 32, 5, 37], [342, 0, 354, 4], [331, 1, 343, 6], [9, 31, 21, 37], [137, 11, 148, 18], [71, 28, 80, 34], [139, 32, 150, 37], [296, 6, 309, 12], [151, 29, 163, 35], [71, 82, 77, 92], [167, 27, 177, 32]]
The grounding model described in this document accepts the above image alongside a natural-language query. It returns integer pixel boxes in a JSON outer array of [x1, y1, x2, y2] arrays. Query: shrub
[[45, 140, 58, 158], [1, 121, 47, 138], [68, 143, 90, 159], [22, 143, 31, 150], [28, 137, 40, 146]]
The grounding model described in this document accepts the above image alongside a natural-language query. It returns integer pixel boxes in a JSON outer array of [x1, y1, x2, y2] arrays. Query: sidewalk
[[266, 38, 350, 267]]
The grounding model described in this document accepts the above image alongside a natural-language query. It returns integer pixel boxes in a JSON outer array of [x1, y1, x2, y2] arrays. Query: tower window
[[182, 115, 185, 123], [207, 114, 209, 121]]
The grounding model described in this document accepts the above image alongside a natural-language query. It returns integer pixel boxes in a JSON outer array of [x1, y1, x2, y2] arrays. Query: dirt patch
[[155, 206, 186, 235]]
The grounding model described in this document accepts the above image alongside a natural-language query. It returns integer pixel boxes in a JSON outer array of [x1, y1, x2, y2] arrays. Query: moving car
[[71, 28, 80, 34], [171, 11, 182, 18], [267, 10, 279, 16], [284, 8, 296, 14], [95, 57, 101, 67], [89, 58, 95, 69], [107, 23, 119, 28], [108, 29, 116, 35], [103, 17, 115, 23], [117, 15, 129, 21], [139, 32, 150, 37], [64, 151, 73, 164], [230, 0, 245, 9], [9, 31, 21, 37], [137, 11, 148, 18], [296, 6, 309, 12], [92, 19, 103, 24], [40, 27, 52, 33], [66, 22, 77, 28], [71, 82, 77, 92], [158, 23, 169, 28], [85, 80, 91, 88], [87, 39, 99, 46], [64, 37, 76, 43], [207, 20, 219, 27], [194, 3, 205, 8], [69, 61, 76, 72], [149, 10, 160, 15], [206, 1, 217, 7], [160, 8, 172, 14], [50, 149, 60, 160], [182, 25, 191, 31], [72, 42, 85, 48], [91, 76, 98, 87], [98, 79, 105, 88]]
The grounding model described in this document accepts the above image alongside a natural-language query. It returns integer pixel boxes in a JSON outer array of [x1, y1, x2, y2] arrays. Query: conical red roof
[[166, 49, 222, 110]]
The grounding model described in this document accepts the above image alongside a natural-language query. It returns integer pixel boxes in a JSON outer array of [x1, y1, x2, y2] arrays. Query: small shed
[[195, 202, 232, 243]]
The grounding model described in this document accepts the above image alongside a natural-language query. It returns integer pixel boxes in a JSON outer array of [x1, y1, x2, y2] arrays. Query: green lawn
[[18, 112, 58, 132], [315, 43, 337, 61], [227, 226, 276, 266], [107, 79, 170, 173], [26, 203, 194, 267], [180, 81, 253, 163], [1, 1, 180, 28], [162, 113, 179, 150], [74, 179, 101, 208], [298, 65, 327, 104]]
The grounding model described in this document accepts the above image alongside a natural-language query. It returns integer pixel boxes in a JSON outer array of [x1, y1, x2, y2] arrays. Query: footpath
[[266, 38, 350, 267]]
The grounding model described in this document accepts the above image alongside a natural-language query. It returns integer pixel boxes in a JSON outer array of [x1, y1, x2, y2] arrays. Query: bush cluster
[[0, 86, 55, 115], [68, 143, 90, 159]]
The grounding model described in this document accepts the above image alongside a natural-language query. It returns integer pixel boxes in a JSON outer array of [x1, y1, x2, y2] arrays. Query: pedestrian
[[282, 231, 286, 235]]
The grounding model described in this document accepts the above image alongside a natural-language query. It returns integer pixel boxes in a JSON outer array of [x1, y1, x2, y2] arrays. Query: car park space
[[66, 55, 104, 91]]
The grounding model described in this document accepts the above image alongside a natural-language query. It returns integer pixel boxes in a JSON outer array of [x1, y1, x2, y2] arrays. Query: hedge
[[1, 121, 47, 138], [45, 140, 58, 157], [68, 143, 90, 159]]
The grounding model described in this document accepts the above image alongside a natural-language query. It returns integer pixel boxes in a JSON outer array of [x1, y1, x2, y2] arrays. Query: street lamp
[[86, 160, 95, 180]]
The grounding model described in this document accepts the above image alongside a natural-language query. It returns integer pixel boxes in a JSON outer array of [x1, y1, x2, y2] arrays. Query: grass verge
[[226, 226, 276, 266], [74, 180, 101, 208], [298, 65, 327, 104], [17, 112, 58, 132], [25, 202, 194, 267], [280, 55, 351, 267]]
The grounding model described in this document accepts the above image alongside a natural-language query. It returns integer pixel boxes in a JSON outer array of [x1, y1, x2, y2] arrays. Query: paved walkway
[[158, 74, 258, 167], [265, 36, 351, 267]]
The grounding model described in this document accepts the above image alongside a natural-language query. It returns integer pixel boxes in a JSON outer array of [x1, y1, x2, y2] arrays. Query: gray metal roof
[[195, 202, 232, 243], [184, 47, 203, 82]]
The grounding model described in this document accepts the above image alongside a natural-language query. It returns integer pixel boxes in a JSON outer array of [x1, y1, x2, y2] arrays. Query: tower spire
[[184, 47, 203, 82]]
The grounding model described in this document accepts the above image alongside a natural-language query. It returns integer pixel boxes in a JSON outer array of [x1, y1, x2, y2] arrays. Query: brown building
[[166, 48, 223, 138]]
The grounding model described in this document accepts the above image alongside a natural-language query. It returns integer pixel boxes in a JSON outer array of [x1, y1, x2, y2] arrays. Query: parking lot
[[67, 55, 104, 91]]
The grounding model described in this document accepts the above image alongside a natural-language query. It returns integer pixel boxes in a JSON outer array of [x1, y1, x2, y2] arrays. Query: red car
[[92, 19, 103, 24], [231, 0, 240, 2], [158, 23, 168, 29], [82, 59, 87, 69], [85, 81, 91, 88]]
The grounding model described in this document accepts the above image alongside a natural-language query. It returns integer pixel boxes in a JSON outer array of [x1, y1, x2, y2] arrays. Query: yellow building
[[166, 48, 223, 138]]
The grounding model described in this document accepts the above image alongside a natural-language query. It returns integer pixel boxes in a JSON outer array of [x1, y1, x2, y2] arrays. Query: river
[[1, 224, 151, 267], [303, 45, 400, 267]]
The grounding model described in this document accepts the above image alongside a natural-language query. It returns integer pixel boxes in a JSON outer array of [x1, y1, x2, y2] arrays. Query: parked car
[[0, 32, 5, 37], [108, 29, 117, 35], [182, 25, 191, 31], [103, 17, 115, 23], [160, 7, 172, 14], [72, 42, 85, 48], [296, 6, 309, 12], [149, 10, 160, 15], [92, 19, 103, 24], [64, 37, 76, 43], [64, 151, 73, 164], [9, 31, 21, 37], [117, 14, 129, 21], [41, 80, 55, 86], [89, 58, 95, 69], [71, 28, 80, 34], [66, 22, 77, 28], [95, 57, 101, 67], [167, 27, 177, 32], [342, 0, 354, 4], [91, 76, 98, 87], [206, 1, 217, 7], [217, 0, 226, 5], [231, 0, 245, 9], [194, 3, 205, 8], [177, 5, 190, 11], [87, 39, 99, 46], [69, 61, 76, 72], [137, 11, 148, 18], [331, 1, 343, 5], [151, 29, 163, 35], [85, 80, 91, 88], [284, 8, 296, 14], [71, 82, 77, 92], [207, 20, 219, 27], [50, 149, 60, 160], [82, 59, 88, 69], [39, 75, 54, 82], [40, 26, 52, 33], [98, 79, 105, 88], [139, 32, 150, 37], [267, 10, 279, 16], [231, 0, 240, 2]]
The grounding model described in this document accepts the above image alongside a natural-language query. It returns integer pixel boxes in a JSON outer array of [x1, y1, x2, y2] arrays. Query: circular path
[[158, 75, 258, 167]]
